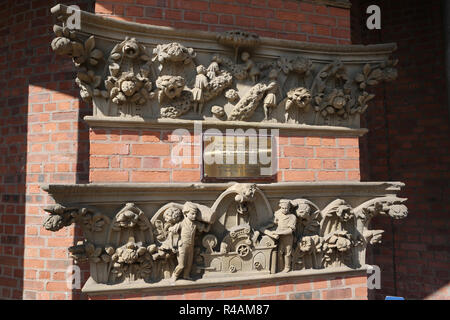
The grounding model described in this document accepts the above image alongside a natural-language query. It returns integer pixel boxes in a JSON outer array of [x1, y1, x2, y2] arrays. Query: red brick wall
[[351, 0, 450, 300], [94, 0, 351, 44], [89, 128, 360, 183], [0, 0, 94, 300], [1, 0, 370, 300], [89, 274, 368, 300]]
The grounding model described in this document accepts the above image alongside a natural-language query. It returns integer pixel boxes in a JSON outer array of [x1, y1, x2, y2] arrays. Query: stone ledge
[[84, 116, 369, 137], [82, 266, 367, 295]]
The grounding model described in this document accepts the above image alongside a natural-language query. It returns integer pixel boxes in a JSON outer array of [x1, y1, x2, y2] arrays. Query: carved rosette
[[50, 5, 398, 129], [42, 183, 408, 288]]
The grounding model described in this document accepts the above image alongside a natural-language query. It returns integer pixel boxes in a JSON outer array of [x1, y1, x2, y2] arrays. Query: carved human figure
[[192, 65, 209, 114], [241, 51, 260, 83], [171, 202, 210, 281], [153, 207, 183, 260], [264, 199, 297, 272], [206, 61, 219, 80], [263, 69, 279, 120]]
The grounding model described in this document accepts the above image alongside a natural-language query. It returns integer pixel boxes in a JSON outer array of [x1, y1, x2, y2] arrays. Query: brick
[[317, 171, 346, 181], [91, 143, 129, 155], [91, 171, 129, 182], [323, 288, 352, 300], [284, 146, 314, 157], [172, 170, 200, 182], [130, 171, 170, 182], [344, 276, 367, 285], [283, 171, 315, 182], [131, 144, 170, 156], [223, 287, 241, 298], [260, 284, 277, 295]]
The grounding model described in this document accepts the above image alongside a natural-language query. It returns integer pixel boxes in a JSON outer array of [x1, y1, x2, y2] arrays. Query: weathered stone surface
[[41, 181, 407, 292], [50, 4, 397, 130]]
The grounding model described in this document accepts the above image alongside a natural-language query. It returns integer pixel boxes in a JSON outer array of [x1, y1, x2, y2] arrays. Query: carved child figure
[[171, 202, 210, 281], [192, 65, 209, 114], [241, 51, 260, 83], [265, 199, 297, 272], [153, 207, 183, 260], [263, 69, 279, 120]]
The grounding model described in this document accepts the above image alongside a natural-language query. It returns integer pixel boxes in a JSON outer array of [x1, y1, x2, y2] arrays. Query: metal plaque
[[202, 132, 277, 181]]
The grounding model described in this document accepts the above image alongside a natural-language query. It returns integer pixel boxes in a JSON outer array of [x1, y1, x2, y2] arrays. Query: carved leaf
[[363, 63, 371, 77], [85, 36, 95, 53], [355, 73, 365, 83], [77, 72, 91, 83], [53, 25, 63, 37]]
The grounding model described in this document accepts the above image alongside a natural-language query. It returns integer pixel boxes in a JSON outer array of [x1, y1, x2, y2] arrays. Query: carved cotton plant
[[152, 42, 196, 65], [68, 240, 111, 264], [312, 61, 355, 119], [109, 237, 155, 281], [322, 230, 353, 267], [351, 59, 399, 114], [105, 38, 154, 107], [156, 75, 194, 118], [51, 25, 105, 102], [228, 83, 269, 121], [43, 205, 109, 233]]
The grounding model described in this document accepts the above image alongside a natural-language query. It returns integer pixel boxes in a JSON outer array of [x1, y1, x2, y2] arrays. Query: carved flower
[[156, 75, 186, 101], [108, 72, 153, 106], [152, 42, 196, 64], [211, 105, 225, 120], [225, 89, 239, 103], [286, 87, 312, 111], [324, 231, 352, 253], [81, 211, 110, 233], [299, 237, 313, 252], [68, 241, 110, 264], [51, 37, 72, 55], [43, 214, 66, 232], [388, 204, 408, 219], [335, 205, 353, 222]]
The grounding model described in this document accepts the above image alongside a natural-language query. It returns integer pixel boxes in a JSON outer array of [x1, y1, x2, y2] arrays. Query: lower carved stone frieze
[[41, 182, 407, 292]]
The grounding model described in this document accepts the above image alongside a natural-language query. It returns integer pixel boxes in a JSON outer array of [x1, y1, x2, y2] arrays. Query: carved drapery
[[42, 182, 407, 292], [50, 4, 397, 130]]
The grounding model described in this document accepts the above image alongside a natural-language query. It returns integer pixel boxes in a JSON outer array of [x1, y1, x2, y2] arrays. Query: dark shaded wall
[[0, 0, 93, 300], [351, 0, 450, 299]]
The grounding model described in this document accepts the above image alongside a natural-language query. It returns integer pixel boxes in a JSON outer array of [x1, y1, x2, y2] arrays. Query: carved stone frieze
[[50, 4, 398, 130], [42, 182, 407, 292]]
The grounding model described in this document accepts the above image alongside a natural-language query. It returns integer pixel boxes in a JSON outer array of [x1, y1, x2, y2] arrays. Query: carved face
[[287, 88, 312, 108], [279, 200, 292, 214], [122, 38, 140, 59], [296, 203, 311, 219], [185, 208, 197, 221]]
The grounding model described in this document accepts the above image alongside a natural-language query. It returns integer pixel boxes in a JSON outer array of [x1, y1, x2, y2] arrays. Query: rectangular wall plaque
[[201, 131, 277, 181]]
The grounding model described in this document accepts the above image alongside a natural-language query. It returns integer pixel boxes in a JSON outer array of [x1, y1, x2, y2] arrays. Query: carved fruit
[[120, 80, 137, 97]]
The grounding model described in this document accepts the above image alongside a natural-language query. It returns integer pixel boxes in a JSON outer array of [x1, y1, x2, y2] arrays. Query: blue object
[[385, 296, 405, 300]]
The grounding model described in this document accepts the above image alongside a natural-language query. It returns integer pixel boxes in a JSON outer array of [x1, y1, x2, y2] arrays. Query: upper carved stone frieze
[[50, 5, 398, 129]]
